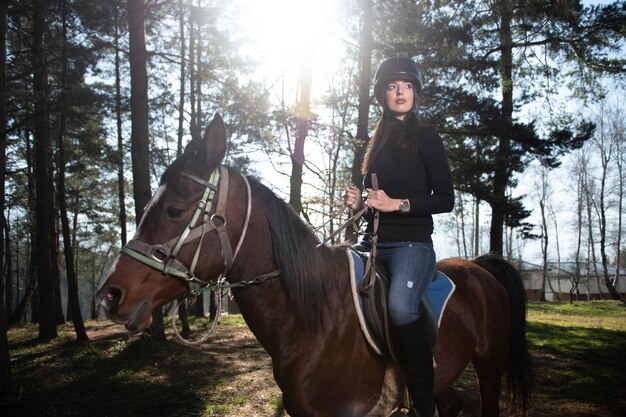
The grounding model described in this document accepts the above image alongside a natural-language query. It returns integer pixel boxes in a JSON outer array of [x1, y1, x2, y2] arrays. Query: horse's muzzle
[[97, 287, 122, 314], [97, 287, 153, 332]]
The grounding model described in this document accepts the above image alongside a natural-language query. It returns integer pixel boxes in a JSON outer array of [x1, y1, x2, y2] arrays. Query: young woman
[[344, 57, 454, 417]]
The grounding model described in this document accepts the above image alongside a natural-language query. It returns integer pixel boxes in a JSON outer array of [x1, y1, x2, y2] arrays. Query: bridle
[[121, 166, 246, 288], [119, 165, 280, 345]]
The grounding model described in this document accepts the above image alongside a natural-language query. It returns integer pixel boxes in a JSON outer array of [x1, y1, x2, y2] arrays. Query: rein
[[119, 165, 280, 345]]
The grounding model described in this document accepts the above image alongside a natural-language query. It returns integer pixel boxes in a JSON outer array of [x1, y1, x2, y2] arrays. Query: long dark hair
[[361, 111, 419, 175]]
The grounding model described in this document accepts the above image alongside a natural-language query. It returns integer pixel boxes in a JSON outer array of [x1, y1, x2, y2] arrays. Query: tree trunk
[[188, 13, 197, 136], [57, 1, 87, 341], [539, 197, 548, 302], [128, 0, 151, 221], [490, 0, 514, 256], [115, 5, 128, 247], [289, 49, 314, 216], [584, 169, 602, 299], [175, 2, 190, 331], [351, 0, 373, 189], [195, 2, 202, 134], [572, 164, 583, 303], [455, 193, 468, 258], [596, 127, 620, 299], [352, 0, 374, 188], [33, 0, 56, 341], [128, 0, 164, 340], [48, 163, 64, 325], [615, 128, 624, 286], [549, 205, 562, 302], [11, 132, 39, 324], [0, 2, 6, 309], [346, 0, 373, 242], [3, 217, 11, 314], [177, 0, 186, 155], [10, 134, 38, 325], [0, 0, 13, 397], [473, 197, 480, 257]]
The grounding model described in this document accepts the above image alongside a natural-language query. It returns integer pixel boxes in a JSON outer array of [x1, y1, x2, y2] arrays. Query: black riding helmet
[[373, 57, 423, 106]]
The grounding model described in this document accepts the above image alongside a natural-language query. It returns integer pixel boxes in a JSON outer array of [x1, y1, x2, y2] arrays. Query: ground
[[5, 306, 625, 417], [82, 318, 623, 417]]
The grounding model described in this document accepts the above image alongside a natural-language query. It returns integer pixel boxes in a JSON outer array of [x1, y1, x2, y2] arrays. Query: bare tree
[[571, 149, 587, 302], [583, 159, 603, 299], [613, 106, 625, 285], [590, 103, 621, 299], [454, 192, 469, 258], [536, 165, 550, 302], [548, 204, 562, 301]]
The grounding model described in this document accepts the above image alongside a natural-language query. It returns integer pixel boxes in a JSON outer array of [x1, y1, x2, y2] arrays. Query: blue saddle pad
[[349, 249, 455, 327]]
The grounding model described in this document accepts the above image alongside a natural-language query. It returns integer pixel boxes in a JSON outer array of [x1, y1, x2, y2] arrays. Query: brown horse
[[97, 114, 534, 417]]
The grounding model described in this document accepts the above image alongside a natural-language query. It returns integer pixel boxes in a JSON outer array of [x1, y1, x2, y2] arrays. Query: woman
[[344, 57, 454, 417]]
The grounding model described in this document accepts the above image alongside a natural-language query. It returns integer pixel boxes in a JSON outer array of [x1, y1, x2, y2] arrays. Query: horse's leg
[[435, 387, 462, 417], [472, 355, 504, 417]]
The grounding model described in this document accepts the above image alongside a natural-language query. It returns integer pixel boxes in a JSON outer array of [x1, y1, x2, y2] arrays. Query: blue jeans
[[355, 241, 436, 326]]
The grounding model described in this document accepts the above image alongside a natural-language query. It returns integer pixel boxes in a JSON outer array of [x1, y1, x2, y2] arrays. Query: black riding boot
[[390, 318, 436, 417]]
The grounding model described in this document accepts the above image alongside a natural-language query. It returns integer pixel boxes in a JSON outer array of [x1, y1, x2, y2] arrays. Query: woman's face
[[385, 80, 414, 119]]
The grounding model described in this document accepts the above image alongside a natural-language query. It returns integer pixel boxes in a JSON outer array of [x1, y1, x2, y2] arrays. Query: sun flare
[[233, 0, 344, 100]]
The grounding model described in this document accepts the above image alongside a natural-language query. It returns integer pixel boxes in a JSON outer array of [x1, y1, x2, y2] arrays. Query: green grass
[[528, 300, 626, 330], [525, 301, 626, 416]]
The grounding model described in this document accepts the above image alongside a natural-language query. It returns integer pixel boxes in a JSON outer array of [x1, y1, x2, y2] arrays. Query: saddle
[[348, 249, 449, 359]]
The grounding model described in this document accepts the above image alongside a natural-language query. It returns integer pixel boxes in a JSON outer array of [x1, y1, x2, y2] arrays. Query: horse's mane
[[247, 176, 332, 333]]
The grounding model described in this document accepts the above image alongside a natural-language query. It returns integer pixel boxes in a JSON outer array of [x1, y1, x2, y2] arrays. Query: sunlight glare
[[234, 0, 343, 101]]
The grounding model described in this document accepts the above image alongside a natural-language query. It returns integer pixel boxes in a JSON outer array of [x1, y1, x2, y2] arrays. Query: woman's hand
[[343, 184, 364, 210], [365, 188, 400, 212]]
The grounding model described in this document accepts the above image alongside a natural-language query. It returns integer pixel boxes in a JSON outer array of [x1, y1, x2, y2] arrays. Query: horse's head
[[97, 113, 246, 332]]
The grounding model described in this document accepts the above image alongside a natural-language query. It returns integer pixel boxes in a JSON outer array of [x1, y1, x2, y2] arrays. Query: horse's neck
[[230, 245, 391, 417], [231, 243, 349, 354]]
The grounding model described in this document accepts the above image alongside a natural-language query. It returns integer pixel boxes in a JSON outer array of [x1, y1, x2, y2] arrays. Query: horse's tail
[[471, 254, 536, 415]]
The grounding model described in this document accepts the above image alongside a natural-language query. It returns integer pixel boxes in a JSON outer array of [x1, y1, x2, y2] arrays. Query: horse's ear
[[183, 135, 201, 155], [198, 113, 227, 168]]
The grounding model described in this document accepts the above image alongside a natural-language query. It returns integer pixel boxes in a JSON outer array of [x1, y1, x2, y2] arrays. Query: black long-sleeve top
[[363, 113, 454, 243]]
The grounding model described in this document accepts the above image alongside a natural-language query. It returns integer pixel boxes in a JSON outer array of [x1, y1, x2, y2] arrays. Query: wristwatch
[[399, 199, 410, 213]]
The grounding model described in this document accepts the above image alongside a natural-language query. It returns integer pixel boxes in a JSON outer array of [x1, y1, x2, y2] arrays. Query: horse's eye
[[166, 206, 185, 219]]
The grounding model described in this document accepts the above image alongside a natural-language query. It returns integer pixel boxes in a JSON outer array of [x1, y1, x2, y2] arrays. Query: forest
[[0, 0, 625, 400]]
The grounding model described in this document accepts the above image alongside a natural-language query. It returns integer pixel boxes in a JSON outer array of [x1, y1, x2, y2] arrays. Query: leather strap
[[360, 173, 379, 293]]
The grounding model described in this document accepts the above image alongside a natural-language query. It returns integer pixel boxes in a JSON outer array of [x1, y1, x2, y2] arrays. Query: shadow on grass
[[4, 326, 265, 417], [527, 321, 626, 416]]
